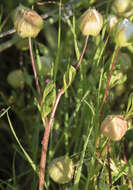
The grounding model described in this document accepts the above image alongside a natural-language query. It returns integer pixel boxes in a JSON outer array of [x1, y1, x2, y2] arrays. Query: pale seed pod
[[49, 156, 74, 184], [112, 0, 131, 14], [7, 70, 25, 88], [12, 4, 43, 38], [115, 19, 133, 47], [100, 115, 128, 141], [78, 9, 103, 36], [107, 15, 118, 32]]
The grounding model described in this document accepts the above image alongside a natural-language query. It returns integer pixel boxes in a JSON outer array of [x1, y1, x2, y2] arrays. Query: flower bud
[[100, 115, 128, 141], [7, 70, 25, 88], [112, 0, 131, 14], [107, 15, 118, 32], [49, 156, 74, 184], [115, 19, 133, 47], [79, 9, 103, 36], [12, 4, 43, 38]]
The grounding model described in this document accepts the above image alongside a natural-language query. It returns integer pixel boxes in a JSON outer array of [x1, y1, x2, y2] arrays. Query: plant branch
[[38, 35, 89, 190], [76, 36, 89, 70], [99, 46, 120, 123], [28, 37, 41, 104], [39, 87, 64, 190]]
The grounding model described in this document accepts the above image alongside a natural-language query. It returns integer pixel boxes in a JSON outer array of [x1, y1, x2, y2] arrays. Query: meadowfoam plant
[[0, 1, 133, 190]]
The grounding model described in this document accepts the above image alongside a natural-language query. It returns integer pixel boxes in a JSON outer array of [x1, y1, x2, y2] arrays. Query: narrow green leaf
[[63, 65, 76, 92], [41, 81, 56, 118], [6, 111, 38, 174], [125, 93, 133, 119]]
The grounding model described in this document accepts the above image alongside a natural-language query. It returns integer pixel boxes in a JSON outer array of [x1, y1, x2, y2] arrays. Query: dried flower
[[12, 4, 43, 38], [100, 115, 128, 141], [79, 9, 103, 36], [49, 156, 74, 184]]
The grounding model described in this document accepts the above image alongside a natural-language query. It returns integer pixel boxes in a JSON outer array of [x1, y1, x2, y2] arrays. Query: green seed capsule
[[115, 19, 133, 47], [49, 156, 74, 184], [12, 4, 43, 38], [79, 9, 103, 36], [7, 70, 25, 88], [112, 0, 131, 14]]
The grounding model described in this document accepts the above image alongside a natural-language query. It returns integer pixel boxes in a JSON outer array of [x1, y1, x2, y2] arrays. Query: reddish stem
[[99, 46, 120, 123], [107, 139, 112, 188], [38, 36, 89, 190], [29, 37, 41, 104], [76, 36, 89, 70], [39, 87, 64, 190]]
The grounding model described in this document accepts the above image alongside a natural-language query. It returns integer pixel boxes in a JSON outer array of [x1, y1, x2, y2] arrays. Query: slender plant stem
[[107, 139, 112, 188], [28, 37, 41, 104], [76, 36, 89, 70], [96, 46, 120, 147], [38, 36, 89, 190], [39, 87, 64, 190], [99, 46, 120, 123]]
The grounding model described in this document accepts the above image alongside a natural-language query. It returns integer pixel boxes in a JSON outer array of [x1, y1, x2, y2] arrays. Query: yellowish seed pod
[[112, 0, 131, 13], [12, 5, 43, 38], [115, 19, 133, 47], [100, 115, 128, 141], [107, 15, 118, 32], [7, 70, 25, 88], [79, 9, 103, 36], [49, 156, 74, 184]]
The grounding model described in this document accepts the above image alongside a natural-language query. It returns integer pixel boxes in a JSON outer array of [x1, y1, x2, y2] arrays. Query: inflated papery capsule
[[115, 19, 133, 47], [12, 4, 43, 38], [79, 9, 103, 36], [112, 0, 131, 14], [100, 115, 128, 141], [107, 15, 118, 32], [49, 156, 74, 184], [7, 70, 25, 88]]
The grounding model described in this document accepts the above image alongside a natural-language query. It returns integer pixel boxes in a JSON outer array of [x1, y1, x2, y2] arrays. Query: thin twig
[[28, 37, 41, 104], [38, 35, 89, 190], [76, 36, 89, 70], [0, 28, 16, 38], [107, 139, 112, 188]]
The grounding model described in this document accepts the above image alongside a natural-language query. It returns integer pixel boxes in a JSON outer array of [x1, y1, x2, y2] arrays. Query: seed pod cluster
[[12, 4, 43, 38], [100, 115, 128, 141]]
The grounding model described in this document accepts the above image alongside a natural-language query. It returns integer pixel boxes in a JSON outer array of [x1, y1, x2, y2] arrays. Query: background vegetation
[[0, 0, 133, 189]]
